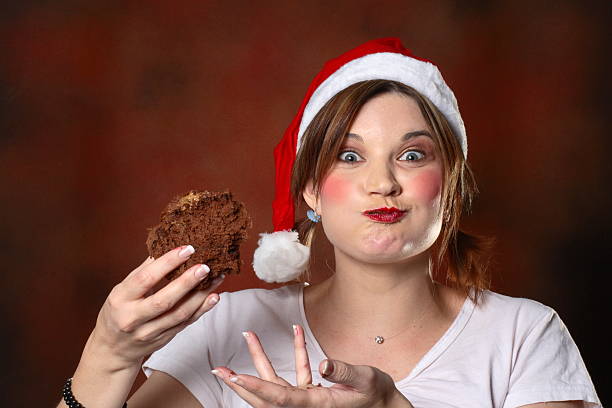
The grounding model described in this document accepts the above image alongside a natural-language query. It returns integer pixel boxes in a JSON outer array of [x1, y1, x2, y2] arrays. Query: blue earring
[[307, 209, 321, 223]]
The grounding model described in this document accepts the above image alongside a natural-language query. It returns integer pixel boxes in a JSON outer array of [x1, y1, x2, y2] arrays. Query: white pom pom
[[252, 230, 310, 283]]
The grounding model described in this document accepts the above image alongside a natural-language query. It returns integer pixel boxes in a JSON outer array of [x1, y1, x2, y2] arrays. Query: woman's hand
[[212, 324, 413, 408], [89, 245, 224, 370]]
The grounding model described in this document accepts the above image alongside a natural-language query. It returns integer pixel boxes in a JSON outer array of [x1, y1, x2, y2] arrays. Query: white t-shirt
[[142, 283, 601, 408]]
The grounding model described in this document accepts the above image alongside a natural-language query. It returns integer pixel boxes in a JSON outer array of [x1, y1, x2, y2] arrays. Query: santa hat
[[252, 37, 467, 283]]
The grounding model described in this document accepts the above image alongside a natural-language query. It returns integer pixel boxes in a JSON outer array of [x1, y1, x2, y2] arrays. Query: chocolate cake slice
[[146, 190, 252, 289]]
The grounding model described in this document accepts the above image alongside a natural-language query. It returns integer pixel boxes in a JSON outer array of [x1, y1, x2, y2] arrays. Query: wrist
[[85, 328, 143, 373], [70, 334, 141, 408]]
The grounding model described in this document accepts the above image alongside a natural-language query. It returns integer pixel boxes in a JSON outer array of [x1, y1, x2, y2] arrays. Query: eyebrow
[[345, 130, 433, 142]]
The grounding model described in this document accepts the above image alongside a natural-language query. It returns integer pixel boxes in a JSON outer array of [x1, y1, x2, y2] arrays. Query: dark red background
[[1, 1, 609, 405]]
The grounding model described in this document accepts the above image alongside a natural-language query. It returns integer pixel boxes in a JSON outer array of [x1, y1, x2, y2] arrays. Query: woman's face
[[305, 92, 444, 264]]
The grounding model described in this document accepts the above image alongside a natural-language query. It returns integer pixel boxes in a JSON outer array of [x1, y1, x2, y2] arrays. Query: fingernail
[[242, 331, 250, 338], [209, 295, 219, 305], [211, 369, 219, 375], [179, 245, 195, 257], [321, 360, 333, 377], [292, 324, 298, 336], [230, 376, 240, 384], [194, 264, 210, 279]]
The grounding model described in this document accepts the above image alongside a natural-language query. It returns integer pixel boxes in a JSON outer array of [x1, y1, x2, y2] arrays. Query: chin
[[359, 228, 440, 260]]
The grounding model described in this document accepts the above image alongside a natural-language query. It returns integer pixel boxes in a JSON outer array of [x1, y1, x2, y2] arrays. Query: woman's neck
[[305, 248, 453, 336]]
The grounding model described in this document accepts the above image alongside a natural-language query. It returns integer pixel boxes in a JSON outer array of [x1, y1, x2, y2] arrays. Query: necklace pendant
[[374, 336, 384, 344]]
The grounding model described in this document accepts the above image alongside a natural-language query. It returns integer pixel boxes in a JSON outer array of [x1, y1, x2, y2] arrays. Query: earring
[[307, 209, 321, 223]]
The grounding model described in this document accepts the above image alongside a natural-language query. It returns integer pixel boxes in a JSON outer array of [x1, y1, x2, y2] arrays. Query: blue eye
[[399, 150, 425, 161], [338, 151, 363, 163]]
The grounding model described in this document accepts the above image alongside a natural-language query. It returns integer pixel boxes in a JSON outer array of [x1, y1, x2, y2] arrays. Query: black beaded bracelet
[[62, 377, 127, 408]]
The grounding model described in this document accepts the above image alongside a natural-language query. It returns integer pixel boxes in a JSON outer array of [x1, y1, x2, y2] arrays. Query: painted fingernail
[[230, 376, 240, 384], [321, 360, 333, 377], [292, 324, 298, 336], [211, 369, 219, 375], [194, 264, 210, 279], [242, 331, 250, 338], [211, 274, 225, 286], [179, 245, 195, 257]]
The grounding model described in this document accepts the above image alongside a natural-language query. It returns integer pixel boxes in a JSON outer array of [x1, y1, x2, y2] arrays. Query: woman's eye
[[338, 151, 363, 163], [399, 150, 425, 161]]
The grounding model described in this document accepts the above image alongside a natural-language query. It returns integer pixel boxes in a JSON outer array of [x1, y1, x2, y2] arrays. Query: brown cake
[[146, 190, 252, 290]]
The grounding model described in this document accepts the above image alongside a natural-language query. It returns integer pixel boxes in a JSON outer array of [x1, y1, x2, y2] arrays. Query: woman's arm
[[55, 329, 142, 408], [127, 370, 203, 408], [56, 247, 222, 408]]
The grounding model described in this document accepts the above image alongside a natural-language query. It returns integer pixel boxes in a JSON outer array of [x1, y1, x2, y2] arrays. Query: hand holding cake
[[87, 189, 252, 369], [90, 246, 225, 370]]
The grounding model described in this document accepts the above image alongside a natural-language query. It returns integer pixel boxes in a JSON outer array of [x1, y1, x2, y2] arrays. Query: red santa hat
[[252, 37, 467, 283]]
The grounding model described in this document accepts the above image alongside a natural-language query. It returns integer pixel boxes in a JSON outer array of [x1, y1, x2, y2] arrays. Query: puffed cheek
[[320, 174, 351, 204], [410, 169, 442, 202]]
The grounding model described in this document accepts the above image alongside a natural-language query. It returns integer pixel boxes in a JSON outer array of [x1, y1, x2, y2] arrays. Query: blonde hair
[[290, 80, 495, 305]]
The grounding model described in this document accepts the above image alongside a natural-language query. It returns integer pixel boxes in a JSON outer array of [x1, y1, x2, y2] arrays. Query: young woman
[[58, 38, 600, 408]]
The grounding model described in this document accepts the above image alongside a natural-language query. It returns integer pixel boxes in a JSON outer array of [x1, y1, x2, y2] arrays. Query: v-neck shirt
[[143, 283, 601, 408], [297, 283, 475, 386]]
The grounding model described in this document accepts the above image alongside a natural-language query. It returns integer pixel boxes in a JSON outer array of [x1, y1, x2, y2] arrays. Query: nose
[[364, 161, 402, 197]]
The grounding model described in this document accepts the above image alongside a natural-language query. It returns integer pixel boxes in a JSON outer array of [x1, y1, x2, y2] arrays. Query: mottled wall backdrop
[[1, 0, 609, 405]]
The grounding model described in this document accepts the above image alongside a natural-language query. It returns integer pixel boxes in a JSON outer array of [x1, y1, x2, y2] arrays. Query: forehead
[[343, 94, 434, 149], [348, 92, 430, 136]]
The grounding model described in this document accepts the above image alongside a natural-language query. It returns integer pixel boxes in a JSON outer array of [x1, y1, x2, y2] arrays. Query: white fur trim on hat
[[252, 230, 310, 283], [297, 52, 467, 158]]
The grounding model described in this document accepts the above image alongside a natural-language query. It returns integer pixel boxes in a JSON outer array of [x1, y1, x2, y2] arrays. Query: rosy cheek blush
[[321, 174, 351, 204], [410, 169, 442, 202]]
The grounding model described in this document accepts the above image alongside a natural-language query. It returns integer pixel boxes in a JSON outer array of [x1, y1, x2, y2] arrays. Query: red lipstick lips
[[363, 207, 407, 223]]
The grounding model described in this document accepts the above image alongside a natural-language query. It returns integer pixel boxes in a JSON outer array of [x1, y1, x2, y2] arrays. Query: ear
[[302, 179, 319, 212]]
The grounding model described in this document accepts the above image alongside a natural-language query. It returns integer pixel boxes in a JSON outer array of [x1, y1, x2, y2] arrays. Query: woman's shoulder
[[198, 283, 302, 352], [206, 283, 302, 321], [219, 283, 301, 305], [479, 289, 554, 313], [471, 289, 558, 333]]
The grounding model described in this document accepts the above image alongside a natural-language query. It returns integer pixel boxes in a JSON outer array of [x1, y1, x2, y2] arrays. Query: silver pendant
[[374, 336, 384, 344]]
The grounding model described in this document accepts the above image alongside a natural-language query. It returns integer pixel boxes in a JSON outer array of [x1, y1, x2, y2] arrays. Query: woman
[[58, 38, 600, 408]]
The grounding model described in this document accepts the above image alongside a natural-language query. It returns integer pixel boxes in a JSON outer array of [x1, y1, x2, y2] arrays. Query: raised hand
[[91, 245, 224, 369], [212, 324, 413, 408]]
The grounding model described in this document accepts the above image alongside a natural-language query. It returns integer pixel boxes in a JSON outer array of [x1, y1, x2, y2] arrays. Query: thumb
[[319, 359, 374, 390]]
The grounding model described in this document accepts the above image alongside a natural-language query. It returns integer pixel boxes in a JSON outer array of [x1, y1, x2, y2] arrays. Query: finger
[[122, 245, 197, 299], [212, 367, 268, 407], [136, 256, 156, 271], [136, 282, 222, 341], [226, 373, 317, 407], [145, 290, 222, 352], [150, 276, 223, 330], [138, 262, 214, 321], [319, 359, 377, 391], [241, 331, 286, 383], [293, 324, 312, 386]]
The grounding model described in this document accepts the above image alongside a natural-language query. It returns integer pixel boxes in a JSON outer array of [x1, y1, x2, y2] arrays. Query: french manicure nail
[[230, 376, 240, 384], [242, 331, 250, 338], [194, 264, 210, 279], [211, 369, 219, 375], [292, 324, 298, 336], [179, 245, 195, 257]]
